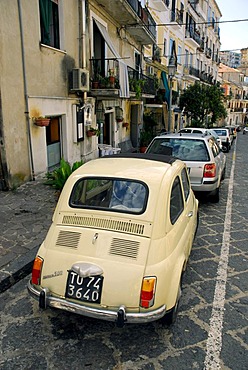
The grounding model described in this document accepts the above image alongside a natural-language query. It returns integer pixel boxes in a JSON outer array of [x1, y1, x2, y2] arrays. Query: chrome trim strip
[[27, 280, 166, 324]]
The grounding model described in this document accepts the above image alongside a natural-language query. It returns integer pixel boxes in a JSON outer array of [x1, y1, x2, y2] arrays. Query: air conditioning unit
[[70, 68, 89, 92]]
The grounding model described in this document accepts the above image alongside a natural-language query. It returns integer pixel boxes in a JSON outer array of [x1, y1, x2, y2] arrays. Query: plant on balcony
[[108, 68, 116, 88], [129, 79, 145, 99]]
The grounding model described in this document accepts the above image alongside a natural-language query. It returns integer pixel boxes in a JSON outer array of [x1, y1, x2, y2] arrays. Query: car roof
[[70, 153, 183, 185]]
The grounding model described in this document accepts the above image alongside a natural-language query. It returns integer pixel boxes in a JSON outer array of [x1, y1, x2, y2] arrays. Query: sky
[[216, 0, 248, 51]]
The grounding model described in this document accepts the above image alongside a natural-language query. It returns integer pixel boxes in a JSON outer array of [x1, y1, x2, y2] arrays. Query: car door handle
[[187, 211, 193, 217]]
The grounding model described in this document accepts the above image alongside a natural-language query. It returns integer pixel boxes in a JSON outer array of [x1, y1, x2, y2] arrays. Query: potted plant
[[139, 129, 153, 153], [86, 126, 100, 137], [122, 122, 129, 128], [31, 108, 50, 127], [108, 68, 115, 88]]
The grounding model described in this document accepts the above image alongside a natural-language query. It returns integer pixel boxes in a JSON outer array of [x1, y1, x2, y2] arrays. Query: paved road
[[0, 133, 247, 369]]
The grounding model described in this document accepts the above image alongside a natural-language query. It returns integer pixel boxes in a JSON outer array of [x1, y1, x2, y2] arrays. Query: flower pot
[[92, 81, 99, 89], [34, 118, 50, 127], [140, 146, 147, 153], [109, 76, 115, 88], [86, 130, 96, 137], [122, 122, 129, 128]]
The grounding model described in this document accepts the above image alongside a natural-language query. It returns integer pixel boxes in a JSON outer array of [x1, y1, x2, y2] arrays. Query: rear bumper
[[27, 280, 166, 324], [191, 177, 218, 193]]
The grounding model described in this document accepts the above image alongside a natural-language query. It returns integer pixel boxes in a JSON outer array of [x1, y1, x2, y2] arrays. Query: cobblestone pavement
[[0, 134, 247, 369], [0, 175, 56, 292]]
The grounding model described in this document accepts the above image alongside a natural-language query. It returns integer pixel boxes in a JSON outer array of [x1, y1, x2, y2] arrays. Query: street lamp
[[168, 55, 177, 133]]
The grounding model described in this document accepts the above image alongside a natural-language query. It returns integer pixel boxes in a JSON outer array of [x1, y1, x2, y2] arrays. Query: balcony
[[96, 0, 156, 44], [128, 66, 156, 97], [199, 71, 214, 84], [152, 0, 169, 12], [197, 38, 205, 52], [189, 66, 200, 78], [152, 45, 162, 63], [185, 28, 201, 48], [205, 47, 212, 59], [89, 58, 156, 98], [170, 9, 184, 28]]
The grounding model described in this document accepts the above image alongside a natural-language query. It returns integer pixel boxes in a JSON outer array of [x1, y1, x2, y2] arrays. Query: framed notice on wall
[[76, 107, 84, 141]]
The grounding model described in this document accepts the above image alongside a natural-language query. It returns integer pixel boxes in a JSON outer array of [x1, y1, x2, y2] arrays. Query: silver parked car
[[146, 133, 226, 202]]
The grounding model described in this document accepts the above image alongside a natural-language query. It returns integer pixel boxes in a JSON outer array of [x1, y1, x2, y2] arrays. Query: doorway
[[46, 116, 61, 169]]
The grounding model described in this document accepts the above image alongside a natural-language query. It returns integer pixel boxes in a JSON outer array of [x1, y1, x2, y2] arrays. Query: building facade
[[0, 0, 224, 190]]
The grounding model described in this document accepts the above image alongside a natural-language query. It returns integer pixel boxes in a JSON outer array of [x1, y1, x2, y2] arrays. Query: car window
[[181, 167, 190, 200], [213, 129, 227, 137], [210, 138, 220, 157], [170, 176, 184, 224], [70, 177, 147, 214], [147, 138, 210, 161]]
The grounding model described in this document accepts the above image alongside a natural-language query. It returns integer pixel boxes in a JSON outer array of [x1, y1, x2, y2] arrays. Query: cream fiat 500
[[28, 154, 198, 327]]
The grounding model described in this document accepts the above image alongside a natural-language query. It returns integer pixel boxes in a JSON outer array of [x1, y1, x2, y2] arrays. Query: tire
[[211, 187, 220, 203], [221, 167, 226, 181], [160, 282, 182, 326]]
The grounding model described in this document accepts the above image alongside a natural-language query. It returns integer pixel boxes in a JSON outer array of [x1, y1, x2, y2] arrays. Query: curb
[[0, 247, 37, 294]]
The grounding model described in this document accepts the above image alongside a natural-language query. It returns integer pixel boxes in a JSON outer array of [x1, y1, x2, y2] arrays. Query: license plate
[[65, 271, 103, 304]]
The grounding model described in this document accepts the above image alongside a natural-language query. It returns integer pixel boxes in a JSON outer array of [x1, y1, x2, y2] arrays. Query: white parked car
[[28, 154, 199, 327]]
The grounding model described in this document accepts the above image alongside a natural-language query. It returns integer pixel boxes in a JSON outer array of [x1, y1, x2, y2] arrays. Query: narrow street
[[0, 133, 247, 370]]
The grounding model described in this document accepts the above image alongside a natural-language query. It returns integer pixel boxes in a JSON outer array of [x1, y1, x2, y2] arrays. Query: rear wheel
[[221, 167, 226, 181], [211, 187, 220, 203], [160, 281, 182, 326]]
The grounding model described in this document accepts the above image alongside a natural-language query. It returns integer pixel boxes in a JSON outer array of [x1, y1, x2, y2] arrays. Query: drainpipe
[[81, 0, 87, 102], [17, 0, 35, 181]]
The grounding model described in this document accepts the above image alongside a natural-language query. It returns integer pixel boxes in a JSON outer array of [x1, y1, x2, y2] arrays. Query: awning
[[94, 19, 130, 98], [161, 71, 170, 105]]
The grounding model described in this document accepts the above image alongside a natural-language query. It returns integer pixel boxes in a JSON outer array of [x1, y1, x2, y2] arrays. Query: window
[[185, 49, 189, 67], [169, 39, 174, 59], [39, 0, 60, 49], [170, 177, 184, 224], [70, 178, 148, 214], [163, 38, 167, 56], [181, 168, 190, 201], [178, 46, 182, 64]]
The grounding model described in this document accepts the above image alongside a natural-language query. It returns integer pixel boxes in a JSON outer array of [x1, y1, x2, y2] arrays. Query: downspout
[[17, 0, 35, 181], [81, 0, 87, 102]]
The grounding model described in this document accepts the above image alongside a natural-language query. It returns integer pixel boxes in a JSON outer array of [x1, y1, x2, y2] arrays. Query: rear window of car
[[213, 129, 227, 136], [147, 138, 210, 161], [69, 177, 148, 214]]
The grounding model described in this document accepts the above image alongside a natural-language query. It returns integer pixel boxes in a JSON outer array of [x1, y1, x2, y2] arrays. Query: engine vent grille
[[56, 230, 81, 249], [110, 238, 140, 259], [62, 215, 145, 235]]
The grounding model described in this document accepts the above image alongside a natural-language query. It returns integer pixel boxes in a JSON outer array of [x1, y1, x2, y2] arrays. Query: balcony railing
[[89, 58, 156, 97], [205, 47, 212, 59], [171, 9, 184, 25], [185, 28, 201, 45], [126, 0, 156, 40], [128, 66, 156, 96], [189, 66, 200, 78]]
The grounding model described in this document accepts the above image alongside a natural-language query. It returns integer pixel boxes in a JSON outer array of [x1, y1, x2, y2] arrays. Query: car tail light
[[31, 256, 44, 285], [204, 163, 216, 178], [140, 277, 156, 308]]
